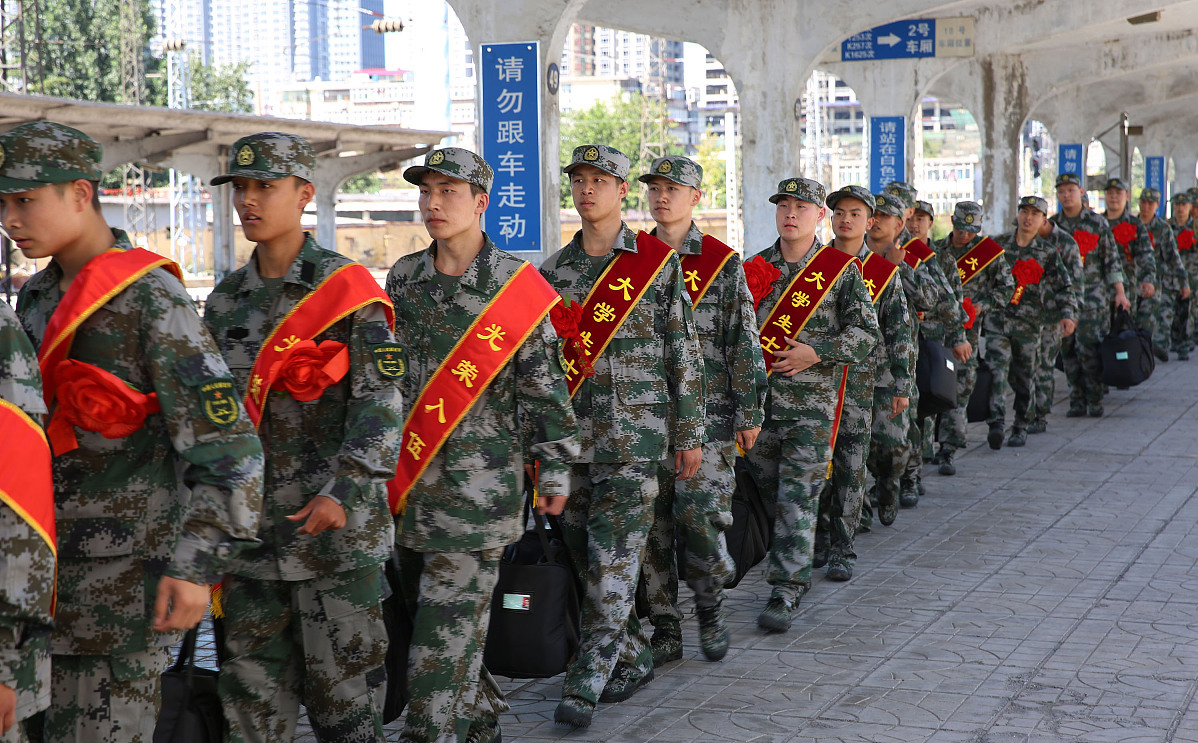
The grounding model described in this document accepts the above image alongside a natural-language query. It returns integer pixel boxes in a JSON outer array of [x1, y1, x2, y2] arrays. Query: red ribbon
[[743, 255, 782, 310], [1112, 222, 1137, 263], [1179, 230, 1194, 252], [962, 297, 977, 329], [1073, 230, 1099, 266], [1010, 258, 1044, 306], [47, 359, 160, 455], [549, 299, 594, 380], [268, 340, 349, 402]]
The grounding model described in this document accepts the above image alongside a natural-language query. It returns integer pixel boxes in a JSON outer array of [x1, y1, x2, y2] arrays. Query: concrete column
[[976, 54, 1029, 229], [832, 60, 925, 187], [1173, 152, 1198, 192]]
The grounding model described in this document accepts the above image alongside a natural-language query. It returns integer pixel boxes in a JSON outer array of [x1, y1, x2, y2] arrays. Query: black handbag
[[154, 627, 223, 743], [1101, 305, 1154, 389], [381, 549, 413, 723], [966, 355, 993, 423], [916, 335, 959, 418], [483, 493, 581, 679], [724, 457, 774, 589]]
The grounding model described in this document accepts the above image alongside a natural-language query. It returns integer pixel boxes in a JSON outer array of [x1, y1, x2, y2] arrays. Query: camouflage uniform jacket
[[659, 222, 767, 442], [984, 232, 1077, 337], [934, 234, 1017, 320], [1042, 224, 1086, 313], [1170, 217, 1198, 283], [384, 236, 581, 552], [1050, 210, 1126, 319], [16, 230, 264, 655], [539, 223, 705, 462], [913, 248, 967, 349], [0, 302, 52, 719], [204, 234, 401, 581], [856, 245, 915, 398], [749, 239, 879, 421], [1104, 211, 1158, 288], [1142, 214, 1188, 293]]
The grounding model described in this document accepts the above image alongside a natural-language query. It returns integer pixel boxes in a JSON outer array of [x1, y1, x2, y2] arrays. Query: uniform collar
[[241, 232, 323, 294], [651, 221, 704, 256], [562, 221, 637, 266], [410, 233, 498, 295]]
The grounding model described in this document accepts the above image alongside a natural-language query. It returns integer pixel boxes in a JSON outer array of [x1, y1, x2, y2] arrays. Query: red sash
[[245, 263, 393, 427], [860, 252, 899, 304], [956, 237, 1004, 286], [758, 247, 860, 375], [561, 232, 675, 397], [679, 236, 735, 307], [0, 400, 56, 612], [825, 366, 850, 480], [901, 237, 935, 269], [387, 263, 560, 514]]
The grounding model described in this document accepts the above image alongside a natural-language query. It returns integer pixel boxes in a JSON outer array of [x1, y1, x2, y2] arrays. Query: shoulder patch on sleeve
[[199, 378, 240, 428], [371, 344, 406, 378]]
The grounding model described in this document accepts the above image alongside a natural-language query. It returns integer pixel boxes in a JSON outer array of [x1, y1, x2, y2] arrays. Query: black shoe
[[1007, 429, 1027, 447], [917, 478, 926, 496], [1178, 350, 1190, 361], [464, 718, 502, 743], [555, 696, 595, 728], [1026, 420, 1047, 434], [987, 425, 1004, 450], [1154, 345, 1169, 362], [650, 626, 683, 667], [757, 596, 795, 632], [878, 487, 899, 526], [938, 449, 956, 476], [696, 603, 730, 661], [1066, 405, 1086, 418], [1088, 405, 1104, 418], [826, 558, 853, 581], [899, 483, 919, 508], [599, 664, 655, 703]]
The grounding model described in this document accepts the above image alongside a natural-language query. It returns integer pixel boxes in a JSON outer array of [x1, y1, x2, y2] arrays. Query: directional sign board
[[870, 116, 905, 194], [1058, 144, 1084, 180], [1145, 156, 1166, 218], [480, 42, 542, 252], [837, 18, 975, 61]]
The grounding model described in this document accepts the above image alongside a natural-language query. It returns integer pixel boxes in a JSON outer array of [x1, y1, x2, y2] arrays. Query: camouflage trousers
[[1172, 292, 1196, 353], [1034, 324, 1063, 423], [902, 382, 923, 484], [986, 330, 1041, 431], [396, 546, 508, 743], [41, 648, 169, 743], [1063, 314, 1107, 409], [867, 387, 911, 502], [1136, 294, 1169, 351], [936, 323, 981, 453], [816, 385, 874, 564], [561, 461, 656, 703], [1, 719, 34, 743], [744, 416, 833, 603], [219, 567, 389, 743], [641, 441, 737, 627]]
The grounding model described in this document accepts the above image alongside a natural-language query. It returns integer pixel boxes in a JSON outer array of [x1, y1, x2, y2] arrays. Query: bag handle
[[170, 626, 200, 674], [522, 465, 581, 647]]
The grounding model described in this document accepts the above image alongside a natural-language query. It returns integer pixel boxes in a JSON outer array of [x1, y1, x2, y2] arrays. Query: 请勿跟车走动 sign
[[480, 42, 542, 251]]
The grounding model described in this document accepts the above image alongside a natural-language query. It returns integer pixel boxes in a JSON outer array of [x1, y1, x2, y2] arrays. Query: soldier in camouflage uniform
[[636, 155, 766, 664], [0, 302, 53, 743], [1168, 193, 1198, 359], [1137, 188, 1190, 361], [1102, 178, 1159, 359], [816, 186, 905, 579], [931, 203, 1015, 472], [1028, 219, 1084, 434], [385, 147, 580, 743], [906, 199, 934, 244], [538, 145, 705, 728], [745, 178, 878, 631], [204, 133, 402, 743], [1050, 174, 1129, 418], [985, 196, 1078, 449], [4, 121, 264, 743]]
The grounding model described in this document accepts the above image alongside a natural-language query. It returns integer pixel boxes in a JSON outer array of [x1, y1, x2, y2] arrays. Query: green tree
[[188, 57, 254, 113], [340, 172, 382, 195], [559, 94, 684, 211], [692, 129, 727, 208]]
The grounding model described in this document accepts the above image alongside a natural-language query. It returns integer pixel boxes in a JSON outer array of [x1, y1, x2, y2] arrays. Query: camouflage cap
[[769, 177, 825, 206], [872, 192, 905, 218], [1055, 173, 1083, 188], [0, 121, 103, 194], [1103, 177, 1129, 192], [1138, 187, 1162, 203], [638, 155, 702, 189], [952, 201, 983, 233], [885, 180, 917, 208], [1171, 191, 1193, 205], [1187, 187, 1198, 200], [563, 144, 630, 181], [1018, 195, 1049, 216], [210, 132, 315, 186], [913, 199, 934, 217], [403, 147, 494, 193], [825, 184, 875, 213]]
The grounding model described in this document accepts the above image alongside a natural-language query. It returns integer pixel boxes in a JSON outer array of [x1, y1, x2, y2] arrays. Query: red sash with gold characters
[[679, 235, 735, 307], [901, 237, 935, 269], [387, 263, 560, 514], [0, 399, 56, 612], [561, 232, 675, 397], [860, 252, 899, 304], [758, 246, 859, 375], [956, 237, 1004, 286], [245, 263, 393, 427]]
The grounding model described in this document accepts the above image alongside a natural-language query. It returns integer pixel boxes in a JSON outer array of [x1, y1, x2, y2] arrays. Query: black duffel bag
[[916, 335, 958, 418], [724, 457, 775, 589], [154, 626, 223, 743], [1100, 305, 1154, 389], [381, 549, 413, 723], [966, 355, 993, 423], [483, 492, 581, 679]]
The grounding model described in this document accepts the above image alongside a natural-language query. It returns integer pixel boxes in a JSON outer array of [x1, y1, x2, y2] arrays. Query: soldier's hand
[[1183, 286, 1192, 300], [952, 341, 973, 364], [886, 246, 907, 266], [0, 683, 15, 734], [535, 495, 567, 516], [735, 426, 761, 452], [772, 337, 821, 376], [675, 447, 702, 481], [890, 396, 909, 419], [1140, 282, 1156, 299], [1061, 318, 1077, 337], [287, 495, 348, 536], [1115, 291, 1132, 311], [152, 576, 210, 632]]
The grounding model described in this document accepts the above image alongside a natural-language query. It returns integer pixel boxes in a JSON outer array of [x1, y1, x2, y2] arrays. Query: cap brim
[[637, 172, 694, 188], [563, 161, 625, 180], [210, 168, 292, 186], [0, 175, 54, 194], [952, 221, 982, 233], [770, 193, 819, 205], [825, 191, 873, 213]]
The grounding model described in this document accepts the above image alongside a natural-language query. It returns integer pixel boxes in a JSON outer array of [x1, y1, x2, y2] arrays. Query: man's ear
[[690, 188, 703, 207], [297, 178, 316, 210], [475, 191, 489, 216], [71, 179, 95, 212], [619, 180, 630, 199]]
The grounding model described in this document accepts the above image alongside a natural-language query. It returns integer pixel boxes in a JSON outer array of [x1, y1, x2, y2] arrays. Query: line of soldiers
[[1, 119, 1194, 743]]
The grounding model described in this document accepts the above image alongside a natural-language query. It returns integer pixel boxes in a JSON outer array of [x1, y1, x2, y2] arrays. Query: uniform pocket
[[611, 357, 669, 406]]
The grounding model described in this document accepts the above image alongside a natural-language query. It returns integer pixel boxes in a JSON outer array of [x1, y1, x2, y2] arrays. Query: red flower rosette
[[49, 359, 161, 454], [269, 339, 349, 402], [743, 255, 782, 310], [1179, 229, 1195, 252], [549, 297, 595, 379], [962, 297, 977, 330], [1073, 230, 1099, 266], [1009, 258, 1044, 306], [1111, 221, 1137, 262]]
